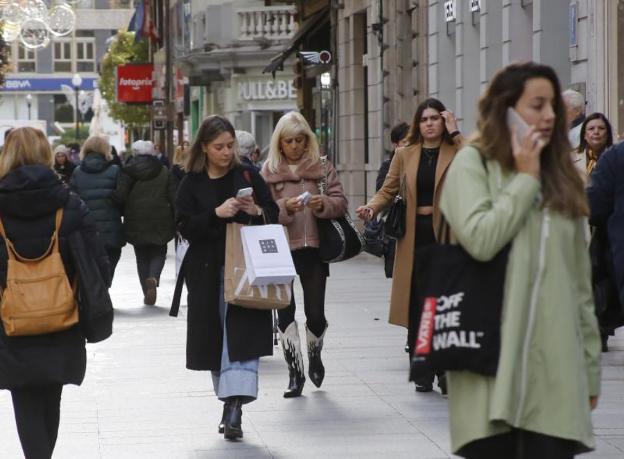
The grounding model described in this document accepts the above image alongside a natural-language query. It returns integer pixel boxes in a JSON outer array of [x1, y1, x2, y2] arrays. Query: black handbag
[[384, 177, 406, 239], [316, 156, 364, 263], [362, 216, 385, 257]]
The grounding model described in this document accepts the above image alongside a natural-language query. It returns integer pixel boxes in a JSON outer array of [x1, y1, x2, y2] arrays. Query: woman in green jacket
[[440, 62, 601, 458]]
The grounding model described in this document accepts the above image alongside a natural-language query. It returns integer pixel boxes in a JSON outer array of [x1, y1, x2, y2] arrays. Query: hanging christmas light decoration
[[0, 0, 77, 49]]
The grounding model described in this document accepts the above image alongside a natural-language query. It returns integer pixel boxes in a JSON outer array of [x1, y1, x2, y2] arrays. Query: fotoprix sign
[[116, 64, 153, 104]]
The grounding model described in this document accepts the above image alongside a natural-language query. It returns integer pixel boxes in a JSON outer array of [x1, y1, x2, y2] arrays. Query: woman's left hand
[[237, 196, 260, 216], [441, 110, 458, 134], [308, 195, 324, 212]]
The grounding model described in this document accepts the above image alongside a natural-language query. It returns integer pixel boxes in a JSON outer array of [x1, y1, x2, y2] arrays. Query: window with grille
[[54, 40, 72, 72]]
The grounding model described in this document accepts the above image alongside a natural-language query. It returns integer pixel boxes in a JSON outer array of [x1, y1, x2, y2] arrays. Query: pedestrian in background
[[70, 135, 125, 278], [113, 140, 175, 305], [357, 98, 463, 395], [262, 111, 348, 398], [577, 112, 614, 175], [440, 62, 600, 458], [587, 140, 624, 352], [563, 89, 586, 150], [53, 144, 76, 184], [376, 122, 410, 279], [171, 144, 188, 192], [175, 115, 278, 440], [0, 127, 109, 459], [154, 142, 171, 169], [236, 130, 260, 172]]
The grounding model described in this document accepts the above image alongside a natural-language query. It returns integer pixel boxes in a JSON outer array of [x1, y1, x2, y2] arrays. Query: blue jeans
[[211, 271, 259, 403]]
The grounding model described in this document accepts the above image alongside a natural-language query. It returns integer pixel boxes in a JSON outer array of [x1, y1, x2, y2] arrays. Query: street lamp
[[71, 73, 82, 142], [26, 94, 32, 120]]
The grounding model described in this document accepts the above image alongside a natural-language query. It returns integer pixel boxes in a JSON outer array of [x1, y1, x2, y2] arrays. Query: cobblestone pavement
[[1, 246, 623, 458]]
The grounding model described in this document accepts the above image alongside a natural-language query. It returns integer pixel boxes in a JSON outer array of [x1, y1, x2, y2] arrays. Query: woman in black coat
[[587, 140, 624, 351], [175, 115, 278, 441], [0, 127, 109, 459]]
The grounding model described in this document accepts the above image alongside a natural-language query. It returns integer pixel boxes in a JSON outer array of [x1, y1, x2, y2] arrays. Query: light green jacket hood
[[439, 145, 601, 454]]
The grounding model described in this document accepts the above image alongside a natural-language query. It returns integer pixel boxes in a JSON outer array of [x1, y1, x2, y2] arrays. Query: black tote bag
[[383, 177, 406, 239], [410, 238, 510, 379]]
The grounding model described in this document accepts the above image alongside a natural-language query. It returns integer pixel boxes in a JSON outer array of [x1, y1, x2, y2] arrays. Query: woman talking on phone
[[356, 98, 463, 394], [175, 116, 278, 440], [262, 111, 348, 398], [439, 62, 600, 458]]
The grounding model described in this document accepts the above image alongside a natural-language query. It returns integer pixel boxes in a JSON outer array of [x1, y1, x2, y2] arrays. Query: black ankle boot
[[279, 321, 305, 398], [306, 323, 328, 388], [218, 403, 227, 434], [223, 398, 243, 440]]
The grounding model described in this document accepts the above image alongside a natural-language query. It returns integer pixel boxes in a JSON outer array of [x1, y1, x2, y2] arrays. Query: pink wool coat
[[261, 157, 348, 251]]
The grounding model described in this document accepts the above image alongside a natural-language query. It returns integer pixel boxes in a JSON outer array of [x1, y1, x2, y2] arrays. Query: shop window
[[54, 94, 74, 123], [53, 40, 72, 72]]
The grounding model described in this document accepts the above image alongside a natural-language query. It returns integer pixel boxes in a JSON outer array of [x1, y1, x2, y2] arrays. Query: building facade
[[175, 0, 299, 153], [427, 0, 624, 137], [0, 0, 133, 137]]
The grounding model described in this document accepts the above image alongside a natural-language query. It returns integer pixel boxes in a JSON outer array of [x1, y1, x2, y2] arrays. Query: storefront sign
[[116, 64, 153, 103], [1, 77, 97, 92], [238, 80, 296, 101]]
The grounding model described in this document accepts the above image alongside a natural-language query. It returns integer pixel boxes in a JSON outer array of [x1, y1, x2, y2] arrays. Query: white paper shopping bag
[[240, 224, 296, 286]]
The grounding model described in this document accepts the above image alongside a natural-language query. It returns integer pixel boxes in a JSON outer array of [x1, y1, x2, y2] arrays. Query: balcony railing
[[237, 6, 297, 41]]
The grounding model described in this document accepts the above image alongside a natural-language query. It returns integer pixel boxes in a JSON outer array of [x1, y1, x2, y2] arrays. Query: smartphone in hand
[[506, 107, 530, 143], [236, 187, 253, 199]]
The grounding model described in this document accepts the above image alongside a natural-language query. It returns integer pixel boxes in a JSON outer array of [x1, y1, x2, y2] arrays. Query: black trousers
[[11, 384, 63, 459], [407, 214, 441, 386], [133, 244, 167, 293], [106, 247, 122, 281], [278, 248, 329, 337], [461, 429, 577, 459]]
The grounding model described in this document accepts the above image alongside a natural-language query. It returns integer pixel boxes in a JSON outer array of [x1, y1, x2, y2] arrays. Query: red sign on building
[[116, 64, 154, 103]]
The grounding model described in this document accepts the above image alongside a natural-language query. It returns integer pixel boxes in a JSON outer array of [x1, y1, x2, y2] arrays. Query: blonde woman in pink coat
[[261, 111, 348, 398]]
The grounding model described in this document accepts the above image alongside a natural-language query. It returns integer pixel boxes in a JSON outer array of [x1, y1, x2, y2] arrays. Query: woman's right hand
[[512, 126, 545, 179], [356, 206, 374, 222], [215, 198, 240, 218], [285, 197, 304, 214]]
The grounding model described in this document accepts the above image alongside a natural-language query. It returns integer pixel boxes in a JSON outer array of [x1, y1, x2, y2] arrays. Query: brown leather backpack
[[0, 208, 78, 336]]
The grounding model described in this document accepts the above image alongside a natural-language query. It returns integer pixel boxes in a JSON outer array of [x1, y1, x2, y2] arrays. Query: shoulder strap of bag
[[319, 156, 328, 195], [0, 208, 63, 261]]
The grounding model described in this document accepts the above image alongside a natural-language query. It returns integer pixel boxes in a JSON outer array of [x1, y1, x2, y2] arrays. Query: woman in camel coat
[[357, 98, 463, 394]]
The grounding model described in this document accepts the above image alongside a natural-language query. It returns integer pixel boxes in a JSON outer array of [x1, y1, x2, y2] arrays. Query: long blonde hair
[[0, 127, 53, 179], [266, 111, 320, 174], [80, 135, 112, 161]]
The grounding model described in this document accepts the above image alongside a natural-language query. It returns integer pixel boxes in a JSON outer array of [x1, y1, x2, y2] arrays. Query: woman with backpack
[[175, 115, 278, 440], [70, 135, 125, 279], [112, 140, 176, 306], [0, 127, 109, 459]]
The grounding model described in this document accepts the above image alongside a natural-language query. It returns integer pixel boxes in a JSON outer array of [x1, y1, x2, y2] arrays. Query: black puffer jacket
[[70, 152, 124, 249], [0, 165, 109, 389], [113, 154, 176, 246]]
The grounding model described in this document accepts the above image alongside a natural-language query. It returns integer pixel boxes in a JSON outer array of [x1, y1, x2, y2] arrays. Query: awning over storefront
[[262, 7, 329, 76]]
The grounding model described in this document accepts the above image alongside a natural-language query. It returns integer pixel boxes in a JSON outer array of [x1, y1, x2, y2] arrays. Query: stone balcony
[[236, 5, 298, 42]]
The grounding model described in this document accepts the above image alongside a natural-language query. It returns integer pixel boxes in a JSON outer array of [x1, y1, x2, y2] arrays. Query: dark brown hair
[[406, 98, 455, 146], [471, 62, 587, 217], [578, 112, 613, 156], [187, 115, 239, 173]]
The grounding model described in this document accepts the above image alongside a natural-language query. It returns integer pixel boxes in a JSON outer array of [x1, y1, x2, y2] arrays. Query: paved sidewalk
[[1, 246, 623, 458]]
